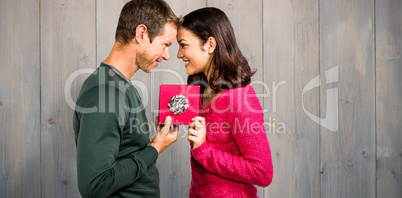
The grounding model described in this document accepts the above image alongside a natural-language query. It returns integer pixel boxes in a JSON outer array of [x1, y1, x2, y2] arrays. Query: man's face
[[137, 23, 177, 73]]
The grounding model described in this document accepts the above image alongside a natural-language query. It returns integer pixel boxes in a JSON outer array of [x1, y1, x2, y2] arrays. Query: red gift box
[[158, 84, 200, 125]]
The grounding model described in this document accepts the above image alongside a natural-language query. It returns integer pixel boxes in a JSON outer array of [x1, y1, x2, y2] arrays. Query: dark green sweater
[[73, 63, 159, 198]]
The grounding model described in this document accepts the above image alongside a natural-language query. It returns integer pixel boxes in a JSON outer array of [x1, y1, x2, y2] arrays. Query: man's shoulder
[[78, 65, 132, 98]]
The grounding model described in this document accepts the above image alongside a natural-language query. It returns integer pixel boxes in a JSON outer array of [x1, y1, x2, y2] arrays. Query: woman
[[177, 7, 273, 197]]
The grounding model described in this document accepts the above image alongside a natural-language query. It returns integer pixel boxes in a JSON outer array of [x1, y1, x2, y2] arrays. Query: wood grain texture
[[207, 0, 264, 93], [154, 1, 206, 197], [1, 0, 402, 197], [0, 0, 40, 197], [96, 0, 129, 67], [263, 0, 320, 197], [206, 0, 265, 196], [376, 0, 402, 197], [41, 0, 96, 197], [320, 0, 376, 197]]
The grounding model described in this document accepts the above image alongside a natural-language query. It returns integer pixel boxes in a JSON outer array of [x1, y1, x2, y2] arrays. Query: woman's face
[[177, 27, 213, 76]]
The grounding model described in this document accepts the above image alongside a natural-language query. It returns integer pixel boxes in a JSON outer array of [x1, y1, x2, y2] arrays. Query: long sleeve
[[191, 86, 273, 187], [74, 85, 158, 198]]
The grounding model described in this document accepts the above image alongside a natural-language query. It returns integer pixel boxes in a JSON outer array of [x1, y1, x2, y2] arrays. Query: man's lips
[[155, 59, 162, 66]]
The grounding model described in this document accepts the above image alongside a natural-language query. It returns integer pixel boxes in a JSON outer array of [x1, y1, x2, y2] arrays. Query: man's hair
[[115, 0, 179, 44], [182, 7, 256, 93]]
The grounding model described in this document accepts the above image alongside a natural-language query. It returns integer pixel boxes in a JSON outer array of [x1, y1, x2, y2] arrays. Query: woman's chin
[[186, 67, 204, 76], [186, 68, 194, 76]]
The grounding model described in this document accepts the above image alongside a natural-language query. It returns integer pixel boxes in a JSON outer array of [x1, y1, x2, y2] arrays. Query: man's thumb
[[164, 116, 172, 127]]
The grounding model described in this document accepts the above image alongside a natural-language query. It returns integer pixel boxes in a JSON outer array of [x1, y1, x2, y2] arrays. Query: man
[[73, 0, 179, 197]]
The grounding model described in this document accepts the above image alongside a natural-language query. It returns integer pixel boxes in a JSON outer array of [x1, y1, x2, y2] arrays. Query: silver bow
[[168, 94, 189, 115]]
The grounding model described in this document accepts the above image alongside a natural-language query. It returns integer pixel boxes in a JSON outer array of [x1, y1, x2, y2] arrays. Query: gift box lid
[[158, 84, 200, 125]]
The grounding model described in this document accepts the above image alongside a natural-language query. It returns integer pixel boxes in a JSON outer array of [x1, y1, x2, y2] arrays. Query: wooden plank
[[376, 0, 402, 197], [263, 0, 320, 197], [320, 0, 376, 197], [0, 0, 41, 197], [41, 0, 96, 197], [96, 0, 128, 67], [206, 0, 265, 196], [207, 0, 264, 88], [154, 1, 206, 197], [207, 0, 264, 107]]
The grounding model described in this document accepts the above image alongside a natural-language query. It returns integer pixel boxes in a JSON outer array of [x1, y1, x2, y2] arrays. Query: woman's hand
[[188, 116, 206, 149]]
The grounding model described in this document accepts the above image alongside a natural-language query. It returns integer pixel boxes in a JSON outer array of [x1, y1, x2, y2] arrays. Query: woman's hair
[[115, 0, 179, 44], [181, 7, 256, 93]]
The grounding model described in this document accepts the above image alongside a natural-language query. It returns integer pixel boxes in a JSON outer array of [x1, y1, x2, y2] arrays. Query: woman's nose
[[177, 49, 183, 59]]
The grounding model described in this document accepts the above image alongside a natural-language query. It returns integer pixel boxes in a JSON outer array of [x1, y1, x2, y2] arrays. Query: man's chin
[[143, 67, 155, 73], [140, 65, 156, 73], [145, 62, 158, 73], [145, 68, 154, 73]]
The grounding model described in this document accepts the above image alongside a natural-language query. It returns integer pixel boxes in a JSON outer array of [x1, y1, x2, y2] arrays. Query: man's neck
[[103, 42, 139, 80]]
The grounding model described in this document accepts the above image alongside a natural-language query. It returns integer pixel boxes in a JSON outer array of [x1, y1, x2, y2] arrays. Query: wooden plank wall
[[376, 0, 402, 197], [320, 0, 376, 197], [1, 0, 401, 197], [0, 0, 41, 197], [263, 0, 320, 197], [40, 0, 95, 197]]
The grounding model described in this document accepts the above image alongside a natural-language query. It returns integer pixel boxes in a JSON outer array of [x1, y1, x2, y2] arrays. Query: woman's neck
[[202, 86, 226, 107]]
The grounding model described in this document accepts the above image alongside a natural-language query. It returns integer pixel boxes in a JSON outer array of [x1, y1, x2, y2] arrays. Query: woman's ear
[[207, 37, 216, 54], [134, 24, 148, 44]]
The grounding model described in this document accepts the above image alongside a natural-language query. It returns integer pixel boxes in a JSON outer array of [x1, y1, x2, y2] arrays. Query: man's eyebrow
[[163, 39, 173, 45]]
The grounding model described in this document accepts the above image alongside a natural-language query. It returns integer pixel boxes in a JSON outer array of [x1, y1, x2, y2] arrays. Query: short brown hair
[[115, 0, 179, 44], [182, 8, 256, 93]]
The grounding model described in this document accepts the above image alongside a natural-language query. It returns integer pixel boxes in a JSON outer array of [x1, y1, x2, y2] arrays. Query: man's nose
[[162, 48, 170, 60]]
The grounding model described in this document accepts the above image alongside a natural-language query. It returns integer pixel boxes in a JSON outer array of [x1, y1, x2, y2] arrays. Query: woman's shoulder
[[226, 84, 257, 98], [224, 84, 262, 111]]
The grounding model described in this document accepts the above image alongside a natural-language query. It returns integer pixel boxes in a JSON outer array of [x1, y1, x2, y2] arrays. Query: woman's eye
[[180, 44, 187, 47]]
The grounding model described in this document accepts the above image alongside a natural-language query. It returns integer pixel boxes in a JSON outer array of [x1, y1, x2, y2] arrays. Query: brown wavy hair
[[115, 0, 179, 44], [181, 7, 256, 93]]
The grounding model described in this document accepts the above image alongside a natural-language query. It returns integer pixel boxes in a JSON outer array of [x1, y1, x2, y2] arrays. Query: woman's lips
[[184, 60, 190, 67]]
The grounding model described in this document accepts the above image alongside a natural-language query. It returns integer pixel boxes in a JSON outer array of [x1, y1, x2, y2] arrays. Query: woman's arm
[[191, 112, 273, 187], [189, 86, 273, 186]]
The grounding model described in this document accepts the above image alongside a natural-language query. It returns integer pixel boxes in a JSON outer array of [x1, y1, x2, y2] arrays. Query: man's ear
[[207, 37, 216, 54], [134, 24, 148, 44]]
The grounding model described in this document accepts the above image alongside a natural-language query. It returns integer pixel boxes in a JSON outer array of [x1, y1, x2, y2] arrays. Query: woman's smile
[[176, 27, 213, 76]]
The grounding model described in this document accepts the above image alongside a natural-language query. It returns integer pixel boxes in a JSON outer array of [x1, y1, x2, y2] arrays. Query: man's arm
[[75, 87, 178, 198]]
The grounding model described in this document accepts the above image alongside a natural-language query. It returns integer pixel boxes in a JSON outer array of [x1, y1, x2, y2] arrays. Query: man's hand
[[148, 116, 179, 154]]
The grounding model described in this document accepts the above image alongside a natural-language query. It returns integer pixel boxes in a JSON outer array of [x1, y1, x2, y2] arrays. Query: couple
[[73, 0, 273, 197]]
